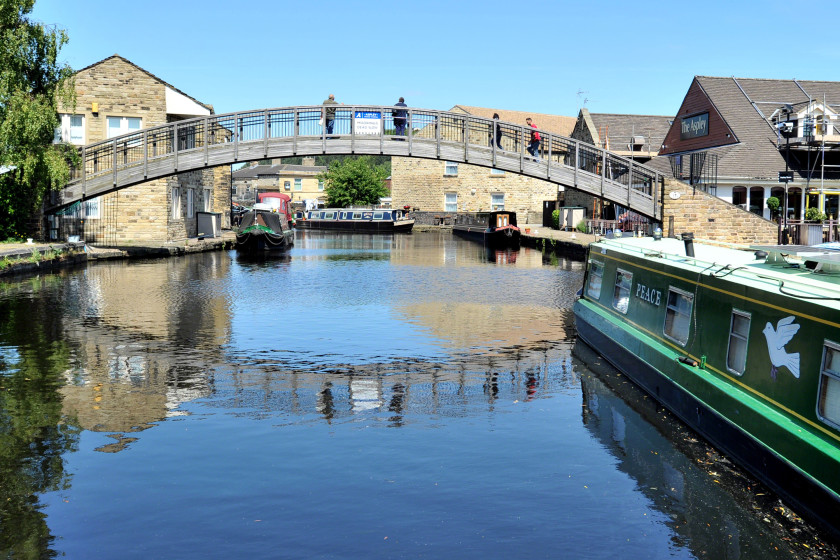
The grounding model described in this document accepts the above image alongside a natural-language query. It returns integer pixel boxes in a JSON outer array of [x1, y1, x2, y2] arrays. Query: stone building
[[232, 158, 326, 207], [566, 108, 673, 219], [53, 54, 231, 244], [390, 105, 576, 223], [659, 76, 840, 221]]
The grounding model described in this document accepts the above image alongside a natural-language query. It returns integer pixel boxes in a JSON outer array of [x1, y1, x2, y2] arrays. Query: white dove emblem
[[762, 316, 800, 380]]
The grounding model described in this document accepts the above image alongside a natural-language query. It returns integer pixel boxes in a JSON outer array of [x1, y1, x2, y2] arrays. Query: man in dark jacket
[[393, 97, 408, 138], [323, 94, 338, 135]]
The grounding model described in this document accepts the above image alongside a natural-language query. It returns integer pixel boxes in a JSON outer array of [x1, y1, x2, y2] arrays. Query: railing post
[[601, 149, 607, 197], [574, 140, 579, 187], [464, 116, 469, 163], [112, 138, 118, 186], [519, 125, 525, 172], [82, 146, 87, 192], [547, 134, 552, 180], [293, 108, 299, 155], [491, 118, 497, 168], [143, 130, 148, 178], [627, 164, 633, 207], [408, 109, 413, 155], [203, 117, 209, 166], [380, 106, 385, 154], [435, 111, 441, 159], [234, 113, 239, 161], [173, 122, 179, 172], [263, 110, 269, 158], [350, 107, 355, 154]]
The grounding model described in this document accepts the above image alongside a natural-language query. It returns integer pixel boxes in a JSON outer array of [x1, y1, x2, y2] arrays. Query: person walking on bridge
[[322, 94, 338, 135], [393, 97, 408, 138], [526, 117, 541, 161]]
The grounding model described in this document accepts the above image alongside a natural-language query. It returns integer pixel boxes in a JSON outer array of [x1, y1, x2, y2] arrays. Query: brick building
[[232, 158, 327, 207], [53, 54, 231, 244], [659, 76, 840, 221], [390, 105, 576, 223]]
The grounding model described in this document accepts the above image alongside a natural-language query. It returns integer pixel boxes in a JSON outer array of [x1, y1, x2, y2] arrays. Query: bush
[[551, 209, 560, 229], [766, 196, 780, 213], [576, 219, 587, 233], [805, 207, 826, 222]]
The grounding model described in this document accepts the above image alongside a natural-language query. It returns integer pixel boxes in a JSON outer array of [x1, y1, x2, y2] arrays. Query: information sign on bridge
[[354, 111, 381, 135], [779, 171, 794, 183]]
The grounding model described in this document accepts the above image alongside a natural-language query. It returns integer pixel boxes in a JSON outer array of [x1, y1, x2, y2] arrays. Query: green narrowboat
[[573, 233, 840, 540]]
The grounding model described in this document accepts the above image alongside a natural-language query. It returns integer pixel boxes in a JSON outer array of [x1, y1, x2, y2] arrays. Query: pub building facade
[[658, 76, 840, 221]]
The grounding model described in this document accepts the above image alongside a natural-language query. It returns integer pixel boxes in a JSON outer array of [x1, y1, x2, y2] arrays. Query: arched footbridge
[[50, 105, 664, 220]]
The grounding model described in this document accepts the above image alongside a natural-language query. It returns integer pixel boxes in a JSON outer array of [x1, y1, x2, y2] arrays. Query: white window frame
[[726, 309, 751, 375], [490, 168, 505, 176], [587, 259, 604, 299], [294, 178, 303, 191], [187, 189, 195, 218], [107, 116, 141, 138], [663, 287, 694, 346], [84, 197, 100, 220], [491, 193, 505, 211], [612, 268, 633, 314], [445, 192, 458, 212], [171, 187, 181, 220], [55, 114, 85, 145], [444, 161, 458, 176], [318, 180, 324, 191], [203, 188, 212, 212], [817, 340, 840, 430]]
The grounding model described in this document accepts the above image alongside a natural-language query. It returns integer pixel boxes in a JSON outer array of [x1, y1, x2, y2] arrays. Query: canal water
[[0, 231, 834, 559]]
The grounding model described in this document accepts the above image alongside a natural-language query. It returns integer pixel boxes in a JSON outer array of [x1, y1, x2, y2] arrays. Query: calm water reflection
[[0, 231, 834, 559]]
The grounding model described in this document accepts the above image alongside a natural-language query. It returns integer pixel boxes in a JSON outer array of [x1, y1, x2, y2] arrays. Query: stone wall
[[662, 178, 777, 244], [390, 157, 559, 216]]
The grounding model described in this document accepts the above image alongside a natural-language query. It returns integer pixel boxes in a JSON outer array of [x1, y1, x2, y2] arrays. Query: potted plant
[[766, 196, 780, 222]]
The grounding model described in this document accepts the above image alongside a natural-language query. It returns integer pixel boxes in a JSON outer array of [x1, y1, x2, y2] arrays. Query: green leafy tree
[[319, 156, 389, 207], [0, 0, 76, 240], [766, 196, 780, 221]]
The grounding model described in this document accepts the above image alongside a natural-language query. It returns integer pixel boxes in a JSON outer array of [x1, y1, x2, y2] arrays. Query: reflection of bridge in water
[[51, 105, 664, 219]]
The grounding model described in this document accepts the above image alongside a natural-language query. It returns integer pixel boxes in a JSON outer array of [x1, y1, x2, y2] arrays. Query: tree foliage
[[319, 156, 389, 207], [0, 0, 76, 239]]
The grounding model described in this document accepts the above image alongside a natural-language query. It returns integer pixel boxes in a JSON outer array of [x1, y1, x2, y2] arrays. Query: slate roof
[[587, 112, 673, 153], [233, 164, 326, 179], [680, 76, 840, 180], [451, 105, 577, 136]]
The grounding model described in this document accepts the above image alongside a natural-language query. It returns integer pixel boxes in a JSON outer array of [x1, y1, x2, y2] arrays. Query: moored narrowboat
[[295, 208, 414, 233], [235, 192, 294, 253], [452, 211, 520, 249], [573, 233, 840, 540]]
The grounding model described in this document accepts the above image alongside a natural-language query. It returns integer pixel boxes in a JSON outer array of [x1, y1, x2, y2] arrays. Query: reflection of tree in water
[[0, 286, 81, 559]]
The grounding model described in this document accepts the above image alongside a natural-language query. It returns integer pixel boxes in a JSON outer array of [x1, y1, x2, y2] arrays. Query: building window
[[612, 269, 632, 314], [445, 192, 457, 212], [749, 187, 764, 216], [84, 197, 100, 219], [284, 181, 291, 191], [445, 161, 458, 176], [187, 189, 195, 218], [664, 287, 694, 346], [318, 180, 324, 191], [171, 188, 181, 219], [732, 186, 747, 209], [204, 188, 212, 212], [107, 116, 141, 138], [55, 114, 85, 144], [818, 341, 840, 429], [491, 193, 504, 211], [295, 178, 302, 191], [587, 260, 604, 299], [490, 168, 505, 176], [726, 310, 750, 375]]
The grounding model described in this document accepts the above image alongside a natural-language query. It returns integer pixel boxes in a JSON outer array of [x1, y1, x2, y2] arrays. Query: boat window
[[362, 212, 373, 219], [817, 341, 840, 429], [587, 260, 604, 300], [373, 212, 384, 220], [382, 212, 392, 220], [340, 212, 348, 219], [612, 268, 632, 314], [325, 212, 335, 219], [726, 310, 751, 375], [663, 287, 694, 346]]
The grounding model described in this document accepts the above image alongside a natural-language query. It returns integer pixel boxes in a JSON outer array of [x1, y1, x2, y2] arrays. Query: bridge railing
[[63, 105, 662, 218]]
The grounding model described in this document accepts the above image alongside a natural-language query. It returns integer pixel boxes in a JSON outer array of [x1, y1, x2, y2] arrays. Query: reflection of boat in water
[[574, 232, 840, 541], [295, 208, 414, 233], [235, 192, 294, 253], [453, 211, 520, 249], [575, 340, 828, 558]]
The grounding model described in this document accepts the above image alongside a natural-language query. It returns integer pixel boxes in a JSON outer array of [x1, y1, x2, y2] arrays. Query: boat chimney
[[682, 232, 695, 257]]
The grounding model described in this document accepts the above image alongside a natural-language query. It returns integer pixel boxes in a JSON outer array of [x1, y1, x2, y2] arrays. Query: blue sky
[[32, 0, 838, 119]]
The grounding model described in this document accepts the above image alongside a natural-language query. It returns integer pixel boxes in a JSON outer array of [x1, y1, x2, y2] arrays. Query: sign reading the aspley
[[680, 112, 709, 140], [354, 111, 381, 135], [779, 171, 794, 183]]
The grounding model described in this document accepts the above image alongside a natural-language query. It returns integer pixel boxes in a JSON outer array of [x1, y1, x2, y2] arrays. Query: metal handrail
[[58, 105, 663, 219]]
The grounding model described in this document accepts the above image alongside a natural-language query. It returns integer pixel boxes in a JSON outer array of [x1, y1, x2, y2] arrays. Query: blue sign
[[355, 111, 381, 119]]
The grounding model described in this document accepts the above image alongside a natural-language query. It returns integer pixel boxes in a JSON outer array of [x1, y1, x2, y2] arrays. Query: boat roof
[[590, 236, 840, 309]]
